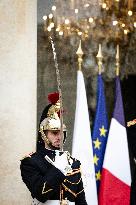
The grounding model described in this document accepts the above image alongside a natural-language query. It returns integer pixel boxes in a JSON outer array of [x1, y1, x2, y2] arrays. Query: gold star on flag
[[93, 154, 99, 166], [93, 138, 101, 149], [96, 170, 101, 181], [99, 125, 107, 137]]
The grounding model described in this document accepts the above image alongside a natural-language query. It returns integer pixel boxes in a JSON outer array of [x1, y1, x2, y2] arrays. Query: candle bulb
[[116, 44, 119, 59]]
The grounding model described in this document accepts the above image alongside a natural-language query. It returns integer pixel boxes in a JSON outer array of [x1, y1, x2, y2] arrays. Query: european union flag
[[92, 74, 109, 192]]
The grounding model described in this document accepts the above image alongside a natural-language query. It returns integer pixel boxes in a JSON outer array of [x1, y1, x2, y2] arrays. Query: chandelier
[[43, 0, 136, 42]]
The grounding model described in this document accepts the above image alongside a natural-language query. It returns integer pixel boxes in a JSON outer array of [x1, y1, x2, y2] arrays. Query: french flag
[[99, 76, 131, 205]]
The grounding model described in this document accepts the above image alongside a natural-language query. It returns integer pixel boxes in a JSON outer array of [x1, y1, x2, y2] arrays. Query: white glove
[[45, 152, 72, 175]]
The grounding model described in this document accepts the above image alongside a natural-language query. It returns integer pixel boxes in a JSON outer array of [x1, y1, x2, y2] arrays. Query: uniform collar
[[38, 145, 56, 157]]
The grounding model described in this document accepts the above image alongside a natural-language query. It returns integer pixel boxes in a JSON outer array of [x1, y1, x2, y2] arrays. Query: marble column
[[0, 1, 37, 204]]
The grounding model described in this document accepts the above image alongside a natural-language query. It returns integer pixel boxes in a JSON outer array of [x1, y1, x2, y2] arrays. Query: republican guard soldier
[[20, 92, 87, 205]]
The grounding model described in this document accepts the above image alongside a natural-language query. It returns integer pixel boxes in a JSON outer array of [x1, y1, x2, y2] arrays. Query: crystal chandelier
[[43, 0, 136, 42]]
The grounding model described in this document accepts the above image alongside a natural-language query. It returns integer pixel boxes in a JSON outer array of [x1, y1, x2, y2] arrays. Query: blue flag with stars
[[92, 74, 109, 192]]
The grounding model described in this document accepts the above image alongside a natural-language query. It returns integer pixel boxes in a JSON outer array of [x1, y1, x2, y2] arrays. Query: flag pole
[[73, 39, 98, 205], [76, 40, 84, 70], [116, 44, 120, 76], [96, 44, 103, 74]]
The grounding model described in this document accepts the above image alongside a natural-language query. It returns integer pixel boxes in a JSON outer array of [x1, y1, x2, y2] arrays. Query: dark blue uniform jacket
[[20, 147, 87, 204]]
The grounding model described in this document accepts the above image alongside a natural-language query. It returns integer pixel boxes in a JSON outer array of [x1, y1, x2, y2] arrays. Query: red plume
[[48, 92, 59, 104]]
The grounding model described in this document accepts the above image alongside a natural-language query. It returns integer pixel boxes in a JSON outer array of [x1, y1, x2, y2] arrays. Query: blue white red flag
[[99, 76, 131, 205]]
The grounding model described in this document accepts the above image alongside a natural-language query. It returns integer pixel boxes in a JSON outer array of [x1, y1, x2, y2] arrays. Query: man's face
[[46, 130, 61, 148]]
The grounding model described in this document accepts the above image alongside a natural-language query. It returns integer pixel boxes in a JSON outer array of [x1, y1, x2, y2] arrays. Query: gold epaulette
[[127, 119, 136, 127], [21, 151, 35, 160]]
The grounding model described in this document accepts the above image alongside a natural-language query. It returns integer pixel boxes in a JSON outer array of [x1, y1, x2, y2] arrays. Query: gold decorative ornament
[[76, 40, 83, 71], [96, 44, 103, 74], [40, 100, 66, 132], [47, 101, 60, 119]]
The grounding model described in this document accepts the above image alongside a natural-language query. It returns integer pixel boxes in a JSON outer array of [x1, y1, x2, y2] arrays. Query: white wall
[[0, 1, 37, 204]]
